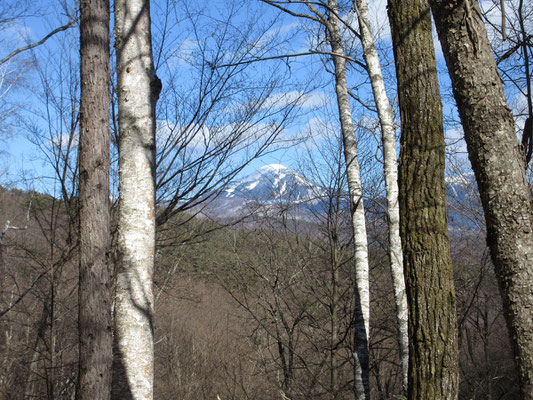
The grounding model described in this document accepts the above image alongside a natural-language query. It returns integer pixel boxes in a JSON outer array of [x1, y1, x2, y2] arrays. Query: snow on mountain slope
[[221, 164, 324, 204], [445, 172, 483, 230], [203, 164, 482, 229]]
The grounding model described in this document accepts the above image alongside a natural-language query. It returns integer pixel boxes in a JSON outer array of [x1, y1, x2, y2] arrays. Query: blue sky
[[0, 0, 526, 197]]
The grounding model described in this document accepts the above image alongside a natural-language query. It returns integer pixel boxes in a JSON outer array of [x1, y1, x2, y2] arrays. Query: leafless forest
[[0, 182, 519, 399], [0, 0, 531, 399]]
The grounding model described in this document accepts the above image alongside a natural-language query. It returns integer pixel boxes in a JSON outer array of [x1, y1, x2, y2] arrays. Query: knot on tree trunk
[[150, 75, 162, 103]]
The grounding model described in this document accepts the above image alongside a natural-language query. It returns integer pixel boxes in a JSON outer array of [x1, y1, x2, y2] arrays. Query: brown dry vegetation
[[0, 187, 78, 399], [0, 186, 518, 399]]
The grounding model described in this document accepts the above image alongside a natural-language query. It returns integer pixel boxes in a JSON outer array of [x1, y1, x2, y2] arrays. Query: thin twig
[[212, 51, 367, 70], [0, 16, 78, 66]]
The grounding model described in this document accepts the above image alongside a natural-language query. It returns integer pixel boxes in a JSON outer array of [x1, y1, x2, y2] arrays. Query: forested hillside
[[0, 183, 517, 399]]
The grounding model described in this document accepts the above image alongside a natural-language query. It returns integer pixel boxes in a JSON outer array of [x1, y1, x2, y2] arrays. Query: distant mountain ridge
[[445, 172, 482, 230], [220, 164, 324, 204], [205, 164, 481, 229], [202, 164, 326, 220]]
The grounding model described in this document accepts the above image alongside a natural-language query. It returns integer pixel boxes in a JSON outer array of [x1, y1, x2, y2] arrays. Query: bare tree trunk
[[387, 0, 459, 398], [24, 303, 49, 399], [78, 0, 112, 397], [430, 1, 533, 397], [330, 242, 339, 399], [353, 0, 408, 391], [327, 1, 370, 398], [113, 0, 160, 398]]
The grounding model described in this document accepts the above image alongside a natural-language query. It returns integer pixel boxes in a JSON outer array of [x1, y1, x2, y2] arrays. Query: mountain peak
[[259, 163, 290, 172], [222, 164, 322, 204]]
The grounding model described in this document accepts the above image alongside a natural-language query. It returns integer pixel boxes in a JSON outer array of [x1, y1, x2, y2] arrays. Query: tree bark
[[327, 1, 370, 398], [113, 0, 159, 398], [353, 0, 408, 391], [78, 0, 112, 397], [430, 1, 533, 397], [387, 0, 459, 398], [330, 239, 339, 399]]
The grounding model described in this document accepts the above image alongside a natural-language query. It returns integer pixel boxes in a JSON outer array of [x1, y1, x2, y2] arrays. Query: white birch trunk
[[113, 0, 158, 398], [354, 0, 409, 391], [327, 2, 370, 398]]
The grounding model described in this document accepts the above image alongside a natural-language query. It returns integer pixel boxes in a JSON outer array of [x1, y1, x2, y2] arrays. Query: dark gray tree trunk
[[430, 1, 533, 398], [78, 0, 112, 398], [387, 0, 459, 398]]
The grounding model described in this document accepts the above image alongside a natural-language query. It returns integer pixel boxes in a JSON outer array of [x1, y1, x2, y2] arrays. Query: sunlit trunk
[[431, 0, 533, 397], [113, 0, 160, 398], [78, 0, 112, 397], [327, 1, 370, 397], [388, 0, 459, 397], [353, 0, 408, 391]]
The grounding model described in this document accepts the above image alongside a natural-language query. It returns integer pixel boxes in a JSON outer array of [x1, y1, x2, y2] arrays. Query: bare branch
[[500, 0, 506, 40], [261, 0, 362, 40], [0, 266, 50, 319], [212, 51, 367, 70], [0, 244, 75, 319], [0, 16, 78, 66], [0, 194, 32, 244], [259, 0, 323, 23]]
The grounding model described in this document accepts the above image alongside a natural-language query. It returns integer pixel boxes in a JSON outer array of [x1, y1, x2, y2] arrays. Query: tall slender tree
[[252, 2, 411, 394], [112, 0, 160, 398], [327, 2, 370, 397], [258, 2, 372, 397], [353, 0, 408, 390], [78, 0, 112, 397], [387, 0, 459, 398], [430, 0, 533, 398]]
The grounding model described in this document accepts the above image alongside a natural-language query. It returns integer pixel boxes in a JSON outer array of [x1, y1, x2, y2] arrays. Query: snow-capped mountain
[[446, 173, 475, 200], [445, 173, 483, 230], [203, 164, 483, 229], [221, 164, 324, 204], [203, 164, 326, 220]]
